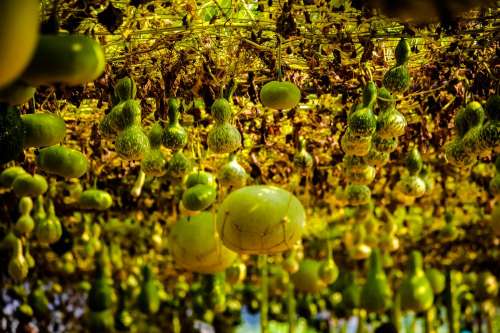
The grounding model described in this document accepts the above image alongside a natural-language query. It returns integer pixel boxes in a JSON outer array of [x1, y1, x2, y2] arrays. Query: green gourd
[[0, 0, 39, 88], [35, 199, 62, 245], [108, 99, 141, 133], [360, 249, 392, 313], [211, 98, 234, 124], [114, 76, 137, 102], [485, 95, 500, 122], [0, 81, 36, 106], [318, 259, 339, 285], [260, 81, 301, 110], [167, 150, 192, 178], [88, 310, 115, 333], [444, 139, 475, 167], [141, 122, 167, 176], [207, 123, 242, 154], [116, 125, 150, 161], [341, 272, 361, 311], [24, 242, 35, 268], [343, 155, 366, 172], [163, 97, 188, 150], [394, 175, 427, 198], [36, 145, 89, 178], [185, 170, 217, 189], [218, 154, 248, 188], [293, 137, 314, 170], [461, 101, 485, 130], [345, 165, 376, 185], [0, 166, 28, 188], [79, 189, 113, 211], [478, 121, 499, 153], [399, 251, 434, 312], [425, 268, 446, 295], [291, 259, 326, 293], [21, 113, 66, 148], [364, 147, 390, 167], [345, 184, 371, 206], [14, 197, 34, 236], [349, 82, 377, 137], [376, 107, 407, 139], [372, 135, 399, 153], [29, 281, 50, 318], [12, 174, 48, 197], [88, 250, 115, 312], [98, 112, 115, 138], [383, 38, 411, 94], [0, 104, 24, 164], [8, 238, 29, 282], [137, 265, 161, 315], [182, 184, 217, 211], [406, 147, 423, 175], [341, 129, 372, 156], [282, 254, 300, 274], [377, 87, 396, 111]]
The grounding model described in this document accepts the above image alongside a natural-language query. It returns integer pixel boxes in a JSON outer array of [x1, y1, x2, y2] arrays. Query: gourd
[[260, 80, 301, 110], [399, 251, 434, 312], [345, 164, 376, 185], [88, 250, 115, 312], [79, 189, 113, 211], [376, 106, 407, 139], [208, 123, 242, 154], [348, 81, 377, 137], [141, 122, 167, 176], [0, 0, 39, 88], [225, 261, 247, 285], [345, 184, 371, 206], [21, 113, 66, 148], [383, 38, 411, 94], [377, 87, 396, 111], [36, 145, 89, 178], [349, 223, 372, 260], [20, 34, 106, 86], [445, 139, 475, 167], [478, 120, 499, 153], [0, 166, 28, 188], [88, 310, 114, 333], [167, 150, 192, 178], [29, 281, 50, 318], [318, 259, 339, 285], [341, 272, 361, 311], [360, 249, 392, 313], [217, 154, 248, 188], [282, 253, 300, 274], [293, 137, 314, 170], [169, 212, 237, 273], [114, 76, 137, 102], [35, 199, 62, 245], [343, 155, 366, 172], [372, 135, 399, 153], [12, 174, 48, 197], [115, 107, 150, 161], [426, 268, 446, 295], [394, 148, 427, 199], [0, 81, 36, 106], [14, 197, 35, 236], [163, 97, 188, 150], [0, 104, 24, 164], [108, 99, 141, 133], [185, 170, 217, 189], [8, 238, 29, 282], [211, 98, 234, 123], [460, 101, 485, 132], [137, 265, 160, 315], [182, 184, 217, 211], [364, 148, 390, 167], [216, 185, 306, 255], [341, 129, 372, 156], [290, 259, 326, 293]]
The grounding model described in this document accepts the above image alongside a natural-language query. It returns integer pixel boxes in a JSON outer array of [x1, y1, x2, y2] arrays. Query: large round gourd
[[260, 81, 301, 110], [0, 0, 39, 88], [216, 185, 306, 255], [169, 212, 237, 274], [36, 146, 88, 178], [20, 35, 105, 86], [22, 113, 66, 148]]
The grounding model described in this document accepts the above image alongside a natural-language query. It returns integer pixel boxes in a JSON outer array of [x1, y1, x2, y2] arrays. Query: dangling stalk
[[424, 307, 436, 333], [444, 270, 457, 333], [391, 290, 402, 331], [287, 280, 295, 333], [260, 254, 269, 333], [131, 170, 146, 198], [276, 34, 283, 81]]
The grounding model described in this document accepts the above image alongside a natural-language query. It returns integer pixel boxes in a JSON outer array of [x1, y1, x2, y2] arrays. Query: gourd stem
[[424, 307, 435, 333], [287, 279, 295, 333], [276, 34, 283, 81], [391, 291, 402, 331], [326, 239, 332, 262], [260, 254, 269, 333], [445, 270, 457, 333], [131, 170, 146, 198]]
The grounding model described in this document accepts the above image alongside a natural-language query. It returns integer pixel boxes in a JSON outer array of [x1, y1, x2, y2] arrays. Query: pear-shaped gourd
[[29, 281, 50, 318], [182, 184, 217, 211], [383, 38, 411, 94], [478, 121, 499, 153], [12, 174, 48, 197], [208, 123, 242, 154], [116, 125, 150, 161], [163, 97, 188, 150], [376, 88, 406, 139], [138, 265, 160, 315], [0, 81, 36, 106], [0, 166, 28, 188], [185, 170, 217, 189], [444, 139, 475, 167], [114, 76, 137, 102], [399, 251, 434, 312], [345, 184, 371, 206], [360, 249, 392, 313], [341, 271, 361, 311], [79, 189, 113, 211], [348, 82, 377, 137], [282, 253, 300, 274], [107, 99, 142, 133], [88, 250, 115, 312], [394, 175, 427, 199], [291, 259, 327, 293], [217, 185, 306, 255], [14, 197, 35, 236], [141, 122, 167, 176], [461, 101, 485, 134], [167, 150, 192, 178], [260, 80, 301, 110], [341, 129, 372, 156], [36, 145, 88, 178], [35, 199, 62, 245], [318, 258, 339, 285], [211, 98, 234, 124], [425, 268, 445, 295], [0, 104, 24, 164], [293, 137, 313, 170], [8, 238, 29, 282], [218, 154, 248, 188], [21, 113, 66, 148]]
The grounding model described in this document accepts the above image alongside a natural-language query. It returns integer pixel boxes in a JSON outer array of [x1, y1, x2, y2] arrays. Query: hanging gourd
[[341, 130, 372, 157], [163, 97, 188, 151], [169, 212, 237, 273], [114, 76, 137, 102], [425, 268, 446, 295], [376, 87, 406, 139], [88, 249, 115, 312], [383, 38, 411, 94], [363, 148, 390, 168], [260, 80, 301, 110], [107, 99, 142, 133], [290, 259, 326, 293], [207, 114, 242, 154], [216, 185, 306, 255], [0, 104, 24, 164], [167, 150, 192, 178], [14, 197, 35, 237], [36, 145, 89, 178], [35, 199, 62, 245], [399, 251, 434, 312], [29, 280, 50, 319], [372, 134, 399, 153], [79, 189, 113, 211], [345, 163, 376, 185], [293, 137, 314, 171], [348, 81, 378, 137], [0, 82, 36, 106], [137, 265, 161, 315], [141, 122, 167, 177], [348, 223, 372, 260], [218, 154, 248, 188], [0, 166, 28, 188], [360, 249, 393, 313], [182, 184, 217, 211], [185, 170, 217, 189], [115, 100, 150, 161], [318, 257, 339, 285], [394, 148, 427, 200], [344, 184, 371, 206], [8, 237, 29, 282], [12, 174, 48, 197], [0, 0, 39, 88], [21, 113, 66, 148]]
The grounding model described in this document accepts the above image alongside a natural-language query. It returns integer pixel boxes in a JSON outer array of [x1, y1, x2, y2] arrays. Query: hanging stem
[[424, 307, 436, 333], [276, 34, 283, 81], [287, 280, 295, 333], [260, 254, 269, 333], [445, 270, 457, 333], [391, 291, 402, 332]]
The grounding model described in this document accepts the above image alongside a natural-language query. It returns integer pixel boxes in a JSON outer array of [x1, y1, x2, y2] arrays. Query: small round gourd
[[182, 184, 217, 211], [21, 113, 66, 148], [207, 123, 242, 154], [260, 81, 301, 110], [372, 135, 398, 153], [348, 107, 377, 137], [185, 170, 216, 189], [216, 185, 306, 255], [462, 101, 485, 129], [340, 130, 372, 157], [345, 165, 376, 185], [169, 212, 237, 274], [342, 155, 366, 172], [167, 151, 192, 178], [218, 154, 248, 188], [0, 166, 28, 188], [345, 184, 371, 206], [148, 122, 163, 149], [394, 175, 426, 198], [376, 109, 407, 139], [79, 189, 113, 211], [290, 259, 326, 293], [12, 174, 48, 197], [211, 98, 233, 123], [36, 145, 89, 178], [406, 148, 423, 175], [318, 260, 339, 285], [14, 197, 34, 236], [109, 100, 141, 133], [115, 125, 150, 161], [163, 97, 188, 151], [293, 137, 313, 170], [0, 82, 36, 106]]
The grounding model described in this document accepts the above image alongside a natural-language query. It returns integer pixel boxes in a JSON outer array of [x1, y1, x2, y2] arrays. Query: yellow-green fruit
[[141, 149, 167, 177], [372, 135, 399, 153], [290, 259, 326, 293], [425, 268, 445, 295], [169, 212, 237, 274], [0, 166, 28, 188], [217, 185, 306, 255], [22, 113, 66, 148], [260, 81, 301, 110], [115, 125, 150, 161], [0, 0, 39, 88], [108, 100, 141, 132], [114, 76, 137, 101], [345, 184, 371, 206], [376, 109, 407, 139], [399, 251, 434, 312], [476, 271, 498, 301], [36, 146, 88, 178], [167, 151, 191, 178], [394, 175, 426, 198], [345, 165, 376, 185], [0, 82, 36, 106], [445, 139, 475, 167], [318, 260, 339, 285], [8, 240, 29, 282], [79, 189, 113, 211], [360, 249, 392, 313], [341, 129, 372, 156], [21, 35, 106, 86], [182, 184, 217, 211], [12, 174, 48, 197], [364, 148, 390, 168], [211, 98, 234, 123], [185, 170, 217, 189], [207, 123, 242, 154], [218, 155, 248, 188], [383, 65, 410, 94], [88, 310, 114, 333]]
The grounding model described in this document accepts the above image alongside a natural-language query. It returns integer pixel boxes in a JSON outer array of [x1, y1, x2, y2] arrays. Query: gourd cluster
[[445, 96, 500, 167], [393, 148, 430, 204]]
